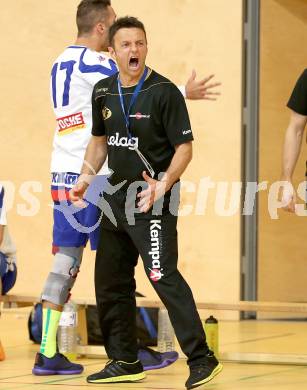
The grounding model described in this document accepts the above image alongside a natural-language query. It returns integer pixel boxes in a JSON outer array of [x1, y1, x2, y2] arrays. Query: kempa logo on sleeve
[[148, 219, 164, 282], [107, 133, 138, 150], [182, 129, 192, 135]]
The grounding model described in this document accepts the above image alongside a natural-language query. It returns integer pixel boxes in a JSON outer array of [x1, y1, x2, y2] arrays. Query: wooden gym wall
[[0, 0, 243, 319], [258, 0, 307, 307]]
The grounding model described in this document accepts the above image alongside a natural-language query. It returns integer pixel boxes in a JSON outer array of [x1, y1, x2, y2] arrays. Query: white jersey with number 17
[[50, 45, 118, 174]]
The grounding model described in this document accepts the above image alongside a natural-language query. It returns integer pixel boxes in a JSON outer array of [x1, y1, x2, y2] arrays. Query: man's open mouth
[[129, 57, 139, 69]]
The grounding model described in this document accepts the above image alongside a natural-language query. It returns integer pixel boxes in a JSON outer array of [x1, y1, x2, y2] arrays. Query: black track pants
[[94, 190, 209, 366]]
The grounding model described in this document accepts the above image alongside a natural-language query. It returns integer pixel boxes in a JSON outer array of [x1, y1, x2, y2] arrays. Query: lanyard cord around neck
[[117, 66, 148, 139], [117, 67, 155, 178]]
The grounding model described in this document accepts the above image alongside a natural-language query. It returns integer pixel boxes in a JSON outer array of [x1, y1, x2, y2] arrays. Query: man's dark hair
[[77, 0, 111, 36], [109, 16, 147, 47]]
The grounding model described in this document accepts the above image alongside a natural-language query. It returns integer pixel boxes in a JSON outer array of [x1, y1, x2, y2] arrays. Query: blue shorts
[[51, 173, 108, 251]]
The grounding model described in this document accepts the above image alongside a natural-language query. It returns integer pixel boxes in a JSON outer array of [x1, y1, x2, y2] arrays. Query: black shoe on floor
[[86, 359, 146, 384], [185, 351, 223, 389]]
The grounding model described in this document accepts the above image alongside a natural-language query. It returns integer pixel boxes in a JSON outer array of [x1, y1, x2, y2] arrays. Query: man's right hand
[[281, 180, 297, 213], [69, 181, 89, 208]]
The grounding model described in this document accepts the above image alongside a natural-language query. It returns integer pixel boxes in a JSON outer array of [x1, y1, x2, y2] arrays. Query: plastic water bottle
[[157, 308, 175, 352], [203, 315, 219, 356], [57, 301, 78, 361]]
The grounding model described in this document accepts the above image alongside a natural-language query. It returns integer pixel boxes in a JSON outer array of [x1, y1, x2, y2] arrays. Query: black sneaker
[[86, 359, 146, 384], [185, 351, 223, 389]]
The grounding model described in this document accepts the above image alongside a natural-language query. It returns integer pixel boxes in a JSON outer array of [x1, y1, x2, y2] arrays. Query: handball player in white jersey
[[32, 0, 220, 376]]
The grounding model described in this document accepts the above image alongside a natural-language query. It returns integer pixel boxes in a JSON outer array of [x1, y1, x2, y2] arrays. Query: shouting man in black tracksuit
[[70, 16, 222, 390]]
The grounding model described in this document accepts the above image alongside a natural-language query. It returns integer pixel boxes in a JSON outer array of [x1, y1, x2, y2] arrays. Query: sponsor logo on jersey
[[102, 106, 112, 120], [129, 112, 151, 120], [182, 129, 192, 135], [107, 133, 138, 150], [51, 173, 79, 202], [51, 173, 79, 187], [57, 112, 85, 136], [148, 220, 164, 282]]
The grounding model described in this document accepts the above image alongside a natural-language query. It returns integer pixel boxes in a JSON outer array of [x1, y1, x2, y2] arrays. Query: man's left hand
[[185, 70, 221, 100], [137, 171, 167, 213], [281, 180, 297, 213]]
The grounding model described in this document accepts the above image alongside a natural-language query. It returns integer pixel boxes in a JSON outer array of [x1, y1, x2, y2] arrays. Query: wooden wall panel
[[258, 0, 307, 305], [0, 0, 243, 319]]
